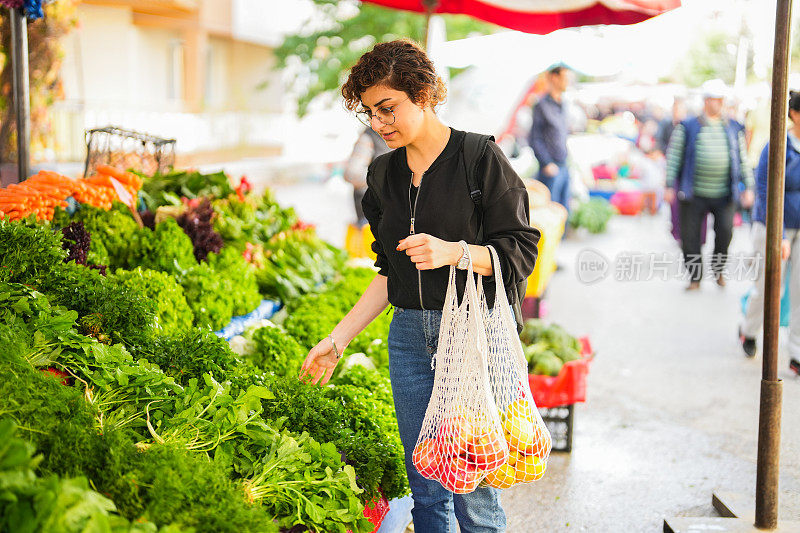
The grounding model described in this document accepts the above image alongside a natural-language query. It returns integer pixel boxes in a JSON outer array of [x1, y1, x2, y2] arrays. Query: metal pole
[[755, 0, 791, 528], [10, 7, 30, 182], [422, 0, 438, 51], [424, 10, 432, 50]]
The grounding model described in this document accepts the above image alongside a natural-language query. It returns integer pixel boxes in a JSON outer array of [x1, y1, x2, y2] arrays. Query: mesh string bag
[[412, 244, 509, 494], [477, 245, 552, 489]]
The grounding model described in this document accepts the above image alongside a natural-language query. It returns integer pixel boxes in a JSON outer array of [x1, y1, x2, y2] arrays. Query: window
[[167, 39, 184, 101]]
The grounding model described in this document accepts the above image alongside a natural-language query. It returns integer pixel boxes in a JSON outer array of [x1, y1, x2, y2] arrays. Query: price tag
[[108, 176, 143, 228], [109, 177, 134, 208]]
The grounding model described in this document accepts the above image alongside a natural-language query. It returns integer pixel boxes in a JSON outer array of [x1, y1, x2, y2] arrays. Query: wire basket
[[84, 126, 176, 178]]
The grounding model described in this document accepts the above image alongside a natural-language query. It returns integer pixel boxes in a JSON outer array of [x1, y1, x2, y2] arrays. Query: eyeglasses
[[355, 98, 409, 128]]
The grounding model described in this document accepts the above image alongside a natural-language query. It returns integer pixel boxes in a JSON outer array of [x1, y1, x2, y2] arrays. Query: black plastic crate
[[538, 404, 574, 453]]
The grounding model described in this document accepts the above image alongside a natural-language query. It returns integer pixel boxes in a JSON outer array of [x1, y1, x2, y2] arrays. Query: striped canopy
[[362, 0, 680, 34]]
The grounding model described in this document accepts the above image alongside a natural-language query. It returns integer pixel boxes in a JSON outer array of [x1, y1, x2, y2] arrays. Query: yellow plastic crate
[[345, 223, 377, 260], [527, 203, 567, 298]]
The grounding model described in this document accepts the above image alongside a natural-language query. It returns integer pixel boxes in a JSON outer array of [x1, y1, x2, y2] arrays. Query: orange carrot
[[96, 164, 126, 180]]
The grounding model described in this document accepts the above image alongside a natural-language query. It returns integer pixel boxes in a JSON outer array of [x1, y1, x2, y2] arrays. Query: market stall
[[0, 165, 407, 533]]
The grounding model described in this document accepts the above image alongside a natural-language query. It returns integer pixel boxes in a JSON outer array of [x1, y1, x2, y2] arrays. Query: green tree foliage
[[672, 30, 752, 88], [273, 0, 497, 116]]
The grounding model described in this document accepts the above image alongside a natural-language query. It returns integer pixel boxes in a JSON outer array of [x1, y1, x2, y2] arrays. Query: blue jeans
[[537, 164, 570, 213], [388, 307, 507, 533]]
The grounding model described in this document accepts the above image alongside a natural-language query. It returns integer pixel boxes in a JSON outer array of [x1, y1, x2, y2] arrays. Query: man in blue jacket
[[529, 65, 571, 213], [740, 89, 800, 371], [665, 79, 755, 291]]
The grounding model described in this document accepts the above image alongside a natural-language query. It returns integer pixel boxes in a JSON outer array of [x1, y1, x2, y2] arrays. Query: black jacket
[[362, 128, 540, 310]]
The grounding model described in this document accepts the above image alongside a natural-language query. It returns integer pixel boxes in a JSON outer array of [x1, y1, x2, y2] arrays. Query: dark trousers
[[679, 195, 735, 282], [537, 164, 570, 214], [353, 187, 367, 227]]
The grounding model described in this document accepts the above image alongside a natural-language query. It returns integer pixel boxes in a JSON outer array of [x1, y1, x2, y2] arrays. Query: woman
[[299, 40, 540, 532], [740, 90, 800, 375]]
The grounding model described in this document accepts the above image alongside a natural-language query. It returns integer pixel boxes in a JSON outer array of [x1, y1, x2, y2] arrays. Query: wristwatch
[[456, 240, 470, 270]]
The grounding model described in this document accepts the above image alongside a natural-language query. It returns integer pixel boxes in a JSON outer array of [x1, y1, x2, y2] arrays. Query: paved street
[[272, 180, 800, 532], [504, 212, 799, 532]]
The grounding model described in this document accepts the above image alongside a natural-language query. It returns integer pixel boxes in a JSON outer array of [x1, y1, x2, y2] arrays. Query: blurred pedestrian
[[657, 97, 706, 243], [665, 79, 755, 291], [344, 126, 392, 227], [636, 118, 659, 154], [740, 90, 800, 374], [656, 98, 686, 155], [529, 65, 571, 213]]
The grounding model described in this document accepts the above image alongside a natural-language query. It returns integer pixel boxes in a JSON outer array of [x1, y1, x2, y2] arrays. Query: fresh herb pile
[[53, 203, 140, 267], [283, 266, 391, 371], [238, 323, 307, 378], [258, 375, 407, 502], [213, 192, 296, 248], [178, 246, 262, 331], [0, 282, 393, 532], [0, 169, 406, 531], [0, 165, 408, 533], [0, 418, 165, 533], [138, 169, 235, 211], [111, 267, 194, 335]]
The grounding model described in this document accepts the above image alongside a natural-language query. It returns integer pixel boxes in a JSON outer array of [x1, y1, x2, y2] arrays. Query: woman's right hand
[[299, 337, 341, 386]]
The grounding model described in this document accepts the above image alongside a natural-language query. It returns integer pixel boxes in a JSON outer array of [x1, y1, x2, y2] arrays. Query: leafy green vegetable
[[212, 192, 296, 249], [331, 384, 406, 499], [94, 441, 279, 532], [127, 219, 198, 276], [179, 247, 262, 330], [0, 282, 179, 436], [205, 247, 262, 316], [283, 267, 390, 370], [53, 203, 141, 268], [132, 329, 241, 386], [0, 418, 163, 533], [139, 170, 235, 212], [254, 228, 347, 303], [238, 423, 372, 533], [259, 376, 409, 502], [0, 288, 369, 532], [569, 198, 615, 234], [39, 262, 159, 348], [137, 376, 372, 532], [111, 268, 194, 335], [520, 319, 582, 374], [0, 219, 67, 286], [0, 283, 80, 367], [242, 324, 306, 378], [178, 263, 233, 330]]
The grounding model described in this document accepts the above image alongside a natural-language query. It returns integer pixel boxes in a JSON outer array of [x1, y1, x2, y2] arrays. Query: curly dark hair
[[790, 90, 800, 116], [341, 39, 447, 112]]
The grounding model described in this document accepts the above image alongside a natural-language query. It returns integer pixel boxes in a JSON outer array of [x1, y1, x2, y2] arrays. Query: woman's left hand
[[397, 234, 459, 270]]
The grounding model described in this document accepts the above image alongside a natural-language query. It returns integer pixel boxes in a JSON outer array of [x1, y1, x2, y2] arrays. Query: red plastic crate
[[610, 191, 644, 216], [529, 336, 593, 409], [350, 492, 390, 533]]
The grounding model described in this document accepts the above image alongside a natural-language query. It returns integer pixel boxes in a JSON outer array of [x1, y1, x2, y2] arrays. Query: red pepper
[[41, 367, 71, 386]]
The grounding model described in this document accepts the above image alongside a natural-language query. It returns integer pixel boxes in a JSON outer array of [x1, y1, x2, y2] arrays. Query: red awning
[[362, 0, 680, 34]]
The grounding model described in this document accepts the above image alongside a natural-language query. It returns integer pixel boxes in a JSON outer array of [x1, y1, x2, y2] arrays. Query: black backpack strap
[[462, 132, 526, 333], [367, 152, 393, 207], [462, 132, 493, 243]]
